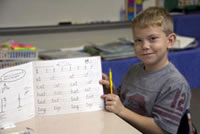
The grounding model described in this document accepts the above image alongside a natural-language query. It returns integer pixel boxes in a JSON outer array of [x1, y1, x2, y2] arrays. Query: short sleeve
[[152, 83, 191, 134]]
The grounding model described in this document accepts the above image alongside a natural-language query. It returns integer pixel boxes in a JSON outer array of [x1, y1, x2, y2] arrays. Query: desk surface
[[0, 111, 141, 134]]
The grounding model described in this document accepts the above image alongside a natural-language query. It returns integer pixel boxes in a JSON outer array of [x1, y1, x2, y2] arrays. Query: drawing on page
[[0, 98, 6, 113], [1, 83, 9, 94], [0, 67, 34, 115], [0, 69, 26, 94], [17, 94, 22, 109]]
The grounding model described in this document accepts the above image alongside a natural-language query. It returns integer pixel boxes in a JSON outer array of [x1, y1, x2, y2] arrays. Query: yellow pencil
[[109, 68, 113, 94]]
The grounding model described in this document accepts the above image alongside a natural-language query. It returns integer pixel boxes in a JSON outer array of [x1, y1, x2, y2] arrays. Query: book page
[[173, 35, 195, 49], [0, 62, 35, 128], [33, 56, 104, 116]]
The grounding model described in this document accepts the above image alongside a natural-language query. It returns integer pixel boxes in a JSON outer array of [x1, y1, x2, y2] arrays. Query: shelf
[[0, 21, 132, 36]]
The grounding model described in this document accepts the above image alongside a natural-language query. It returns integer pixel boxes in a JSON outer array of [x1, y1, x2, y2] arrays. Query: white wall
[[0, 0, 124, 27], [0, 0, 157, 28], [0, 0, 155, 49]]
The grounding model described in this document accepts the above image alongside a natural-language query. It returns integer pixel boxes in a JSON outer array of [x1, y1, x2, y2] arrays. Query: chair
[[177, 109, 198, 134]]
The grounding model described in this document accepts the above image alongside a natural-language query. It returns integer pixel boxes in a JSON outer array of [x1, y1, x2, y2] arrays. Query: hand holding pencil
[[100, 69, 126, 115], [99, 69, 114, 94]]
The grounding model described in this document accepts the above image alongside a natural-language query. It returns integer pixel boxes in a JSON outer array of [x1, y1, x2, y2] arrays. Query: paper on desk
[[0, 62, 35, 128], [33, 56, 104, 115], [0, 56, 104, 127]]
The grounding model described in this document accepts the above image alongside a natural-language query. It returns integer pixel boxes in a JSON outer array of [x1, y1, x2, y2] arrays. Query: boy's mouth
[[142, 53, 154, 56]]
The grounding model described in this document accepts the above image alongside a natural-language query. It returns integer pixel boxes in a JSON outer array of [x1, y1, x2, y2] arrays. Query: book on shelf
[[39, 49, 90, 60], [171, 35, 198, 50], [0, 56, 104, 128], [84, 39, 135, 60]]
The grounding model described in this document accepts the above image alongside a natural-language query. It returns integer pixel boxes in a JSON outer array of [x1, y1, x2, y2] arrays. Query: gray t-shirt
[[118, 62, 191, 134]]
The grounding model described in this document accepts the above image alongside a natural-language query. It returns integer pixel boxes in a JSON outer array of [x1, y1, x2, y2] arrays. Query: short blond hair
[[132, 7, 174, 36]]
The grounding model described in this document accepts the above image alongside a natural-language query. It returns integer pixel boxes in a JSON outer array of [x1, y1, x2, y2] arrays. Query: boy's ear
[[167, 33, 176, 49]]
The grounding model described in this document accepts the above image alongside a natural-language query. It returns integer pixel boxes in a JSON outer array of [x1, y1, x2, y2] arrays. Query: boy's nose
[[142, 41, 150, 49]]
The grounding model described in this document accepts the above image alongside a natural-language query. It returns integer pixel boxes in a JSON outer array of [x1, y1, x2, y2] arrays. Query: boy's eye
[[134, 39, 142, 44], [149, 36, 158, 41]]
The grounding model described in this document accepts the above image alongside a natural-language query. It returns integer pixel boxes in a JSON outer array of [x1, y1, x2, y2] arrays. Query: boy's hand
[[99, 73, 110, 94], [101, 94, 125, 115]]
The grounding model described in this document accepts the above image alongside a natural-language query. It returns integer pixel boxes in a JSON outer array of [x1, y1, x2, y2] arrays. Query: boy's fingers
[[99, 80, 109, 85], [105, 105, 114, 112], [101, 94, 115, 100], [105, 100, 114, 106], [102, 73, 109, 80]]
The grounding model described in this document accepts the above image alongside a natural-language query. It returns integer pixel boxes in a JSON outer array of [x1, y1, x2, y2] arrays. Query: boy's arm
[[102, 94, 168, 134], [99, 73, 167, 133], [119, 106, 168, 134]]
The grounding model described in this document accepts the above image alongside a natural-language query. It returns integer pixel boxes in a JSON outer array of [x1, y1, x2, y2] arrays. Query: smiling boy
[[100, 7, 191, 134]]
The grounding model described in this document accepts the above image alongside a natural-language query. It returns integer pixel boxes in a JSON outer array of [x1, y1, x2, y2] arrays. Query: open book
[[0, 56, 104, 128], [172, 35, 198, 50]]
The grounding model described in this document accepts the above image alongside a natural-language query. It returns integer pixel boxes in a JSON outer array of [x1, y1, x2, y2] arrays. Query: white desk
[[0, 110, 141, 134]]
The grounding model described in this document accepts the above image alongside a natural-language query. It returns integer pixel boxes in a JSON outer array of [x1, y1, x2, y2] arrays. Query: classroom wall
[[0, 0, 155, 49], [0, 0, 156, 28], [0, 0, 124, 27]]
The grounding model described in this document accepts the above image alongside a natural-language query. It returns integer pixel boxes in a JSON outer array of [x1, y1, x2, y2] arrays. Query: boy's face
[[132, 26, 175, 71]]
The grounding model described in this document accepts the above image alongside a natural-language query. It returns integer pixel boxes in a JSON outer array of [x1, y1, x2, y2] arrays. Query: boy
[[99, 7, 191, 134]]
